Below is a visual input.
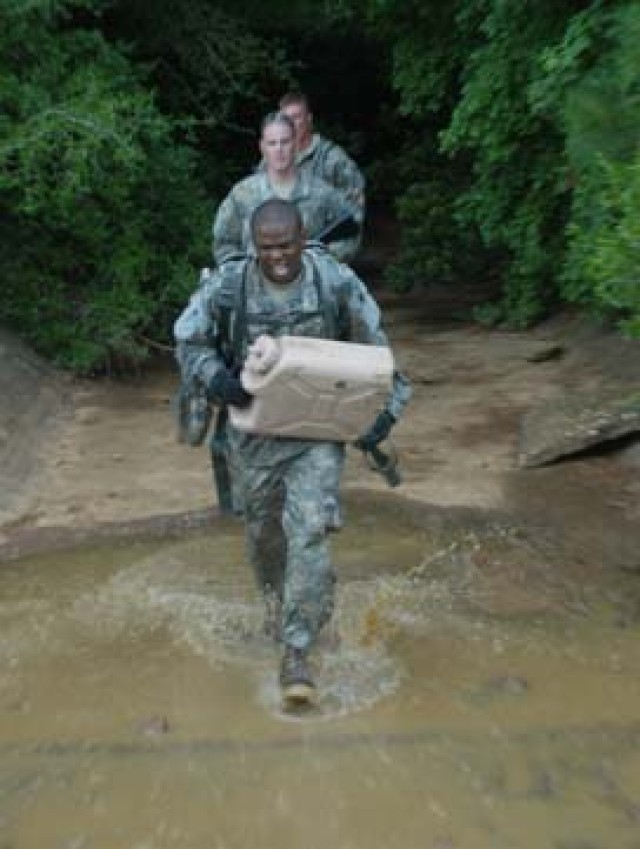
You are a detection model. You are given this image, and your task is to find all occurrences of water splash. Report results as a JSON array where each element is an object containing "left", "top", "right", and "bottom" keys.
[{"left": 258, "top": 645, "right": 404, "bottom": 722}]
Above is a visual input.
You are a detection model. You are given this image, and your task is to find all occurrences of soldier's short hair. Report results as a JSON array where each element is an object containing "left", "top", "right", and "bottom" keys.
[
  {"left": 251, "top": 198, "right": 302, "bottom": 238},
  {"left": 260, "top": 110, "right": 295, "bottom": 138},
  {"left": 279, "top": 91, "right": 311, "bottom": 112}
]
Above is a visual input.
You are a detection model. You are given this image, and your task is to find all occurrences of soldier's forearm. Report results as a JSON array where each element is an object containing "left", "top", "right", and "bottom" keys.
[{"left": 176, "top": 343, "right": 224, "bottom": 387}]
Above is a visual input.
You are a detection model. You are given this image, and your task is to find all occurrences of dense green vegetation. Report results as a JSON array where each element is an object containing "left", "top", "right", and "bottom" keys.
[
  {"left": 364, "top": 0, "right": 640, "bottom": 331},
  {"left": 1, "top": 0, "right": 638, "bottom": 372}
]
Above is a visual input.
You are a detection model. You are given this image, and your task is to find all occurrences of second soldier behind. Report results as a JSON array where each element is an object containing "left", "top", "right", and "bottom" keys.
[{"left": 213, "top": 112, "right": 360, "bottom": 266}]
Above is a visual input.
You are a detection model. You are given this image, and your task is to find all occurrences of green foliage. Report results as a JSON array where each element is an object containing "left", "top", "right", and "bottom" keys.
[
  {"left": 436, "top": 0, "right": 580, "bottom": 326},
  {"left": 387, "top": 180, "right": 458, "bottom": 290},
  {"left": 588, "top": 160, "right": 640, "bottom": 336},
  {"left": 107, "top": 0, "right": 296, "bottom": 192},
  {"left": 385, "top": 172, "right": 489, "bottom": 293},
  {"left": 3, "top": 0, "right": 638, "bottom": 370},
  {"left": 558, "top": 3, "right": 640, "bottom": 336},
  {"left": 356, "top": 0, "right": 570, "bottom": 322},
  {"left": 0, "top": 0, "right": 209, "bottom": 373},
  {"left": 564, "top": 155, "right": 640, "bottom": 336},
  {"left": 356, "top": 0, "right": 640, "bottom": 334}
]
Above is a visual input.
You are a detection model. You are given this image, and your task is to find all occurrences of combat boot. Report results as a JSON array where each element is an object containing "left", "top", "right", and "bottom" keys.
[{"left": 279, "top": 646, "right": 315, "bottom": 705}]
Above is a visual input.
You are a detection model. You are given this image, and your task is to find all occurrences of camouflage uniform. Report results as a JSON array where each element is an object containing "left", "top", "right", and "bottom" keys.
[
  {"left": 212, "top": 171, "right": 358, "bottom": 265},
  {"left": 174, "top": 247, "right": 411, "bottom": 651},
  {"left": 295, "top": 133, "right": 365, "bottom": 261},
  {"left": 297, "top": 133, "right": 365, "bottom": 209}
]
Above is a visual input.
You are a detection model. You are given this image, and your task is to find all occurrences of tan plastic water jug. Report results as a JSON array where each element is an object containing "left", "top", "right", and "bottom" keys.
[{"left": 228, "top": 335, "right": 393, "bottom": 441}]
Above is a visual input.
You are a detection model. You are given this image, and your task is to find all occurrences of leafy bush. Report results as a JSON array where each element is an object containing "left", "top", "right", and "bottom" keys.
[
  {"left": 359, "top": 0, "right": 639, "bottom": 334},
  {"left": 385, "top": 176, "right": 488, "bottom": 292},
  {"left": 0, "top": 0, "right": 209, "bottom": 373},
  {"left": 559, "top": 3, "right": 640, "bottom": 337},
  {"left": 107, "top": 0, "right": 296, "bottom": 193},
  {"left": 564, "top": 156, "right": 640, "bottom": 336}
]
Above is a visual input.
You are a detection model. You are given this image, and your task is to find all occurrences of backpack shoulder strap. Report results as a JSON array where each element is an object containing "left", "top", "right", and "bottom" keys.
[
  {"left": 213, "top": 260, "right": 248, "bottom": 364},
  {"left": 307, "top": 251, "right": 350, "bottom": 341}
]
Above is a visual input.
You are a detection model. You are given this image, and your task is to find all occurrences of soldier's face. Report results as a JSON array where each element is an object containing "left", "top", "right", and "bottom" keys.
[
  {"left": 281, "top": 101, "right": 313, "bottom": 150},
  {"left": 255, "top": 219, "right": 304, "bottom": 285},
  {"left": 260, "top": 123, "right": 295, "bottom": 174}
]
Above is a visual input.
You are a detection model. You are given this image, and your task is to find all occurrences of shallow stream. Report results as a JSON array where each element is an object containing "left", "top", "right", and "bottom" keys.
[{"left": 1, "top": 498, "right": 640, "bottom": 848}]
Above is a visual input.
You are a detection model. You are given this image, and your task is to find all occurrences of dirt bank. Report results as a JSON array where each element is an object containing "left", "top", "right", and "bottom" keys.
[{"left": 1, "top": 299, "right": 639, "bottom": 568}]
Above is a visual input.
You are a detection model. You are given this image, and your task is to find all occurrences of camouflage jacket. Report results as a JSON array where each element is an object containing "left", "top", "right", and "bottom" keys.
[
  {"left": 212, "top": 171, "right": 358, "bottom": 265},
  {"left": 296, "top": 133, "right": 365, "bottom": 214},
  {"left": 174, "top": 247, "right": 411, "bottom": 464}
]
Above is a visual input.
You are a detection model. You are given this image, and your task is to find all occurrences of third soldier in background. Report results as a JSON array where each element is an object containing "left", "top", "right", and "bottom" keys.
[{"left": 279, "top": 90, "right": 365, "bottom": 261}]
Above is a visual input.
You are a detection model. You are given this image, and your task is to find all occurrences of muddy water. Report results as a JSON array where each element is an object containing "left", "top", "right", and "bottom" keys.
[{"left": 1, "top": 500, "right": 640, "bottom": 849}]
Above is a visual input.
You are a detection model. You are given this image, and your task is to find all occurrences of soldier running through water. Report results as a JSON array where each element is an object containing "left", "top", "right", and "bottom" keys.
[{"left": 175, "top": 199, "right": 410, "bottom": 706}]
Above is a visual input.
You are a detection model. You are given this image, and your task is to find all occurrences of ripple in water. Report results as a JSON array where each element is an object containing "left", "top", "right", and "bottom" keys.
[
  {"left": 71, "top": 548, "right": 269, "bottom": 666},
  {"left": 66, "top": 540, "right": 515, "bottom": 720}
]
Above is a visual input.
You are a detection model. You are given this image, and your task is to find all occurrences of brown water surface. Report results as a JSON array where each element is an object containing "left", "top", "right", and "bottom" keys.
[{"left": 1, "top": 504, "right": 640, "bottom": 848}]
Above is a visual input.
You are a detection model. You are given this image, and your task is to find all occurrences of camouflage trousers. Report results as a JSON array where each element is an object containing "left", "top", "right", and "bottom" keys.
[{"left": 236, "top": 441, "right": 345, "bottom": 650}]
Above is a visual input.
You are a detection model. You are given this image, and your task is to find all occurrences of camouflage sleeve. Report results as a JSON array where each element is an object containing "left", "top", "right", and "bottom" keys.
[
  {"left": 325, "top": 144, "right": 366, "bottom": 212},
  {"left": 321, "top": 181, "right": 363, "bottom": 265},
  {"left": 173, "top": 270, "right": 226, "bottom": 387},
  {"left": 335, "top": 266, "right": 411, "bottom": 421},
  {"left": 328, "top": 237, "right": 360, "bottom": 265},
  {"left": 212, "top": 190, "right": 245, "bottom": 265}
]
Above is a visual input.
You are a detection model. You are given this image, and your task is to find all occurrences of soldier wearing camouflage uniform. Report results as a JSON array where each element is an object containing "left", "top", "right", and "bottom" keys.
[
  {"left": 279, "top": 91, "right": 365, "bottom": 260},
  {"left": 213, "top": 112, "right": 359, "bottom": 266},
  {"left": 175, "top": 199, "right": 410, "bottom": 706}
]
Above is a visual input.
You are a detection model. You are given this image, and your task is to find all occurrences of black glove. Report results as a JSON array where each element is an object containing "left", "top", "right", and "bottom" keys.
[
  {"left": 206, "top": 367, "right": 253, "bottom": 408},
  {"left": 354, "top": 410, "right": 396, "bottom": 451}
]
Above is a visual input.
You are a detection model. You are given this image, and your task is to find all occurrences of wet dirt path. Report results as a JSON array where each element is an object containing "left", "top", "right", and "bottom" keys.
[{"left": 2, "top": 306, "right": 639, "bottom": 550}]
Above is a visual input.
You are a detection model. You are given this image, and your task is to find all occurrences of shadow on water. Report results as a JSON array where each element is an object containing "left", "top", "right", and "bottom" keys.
[{"left": 1, "top": 492, "right": 640, "bottom": 848}]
